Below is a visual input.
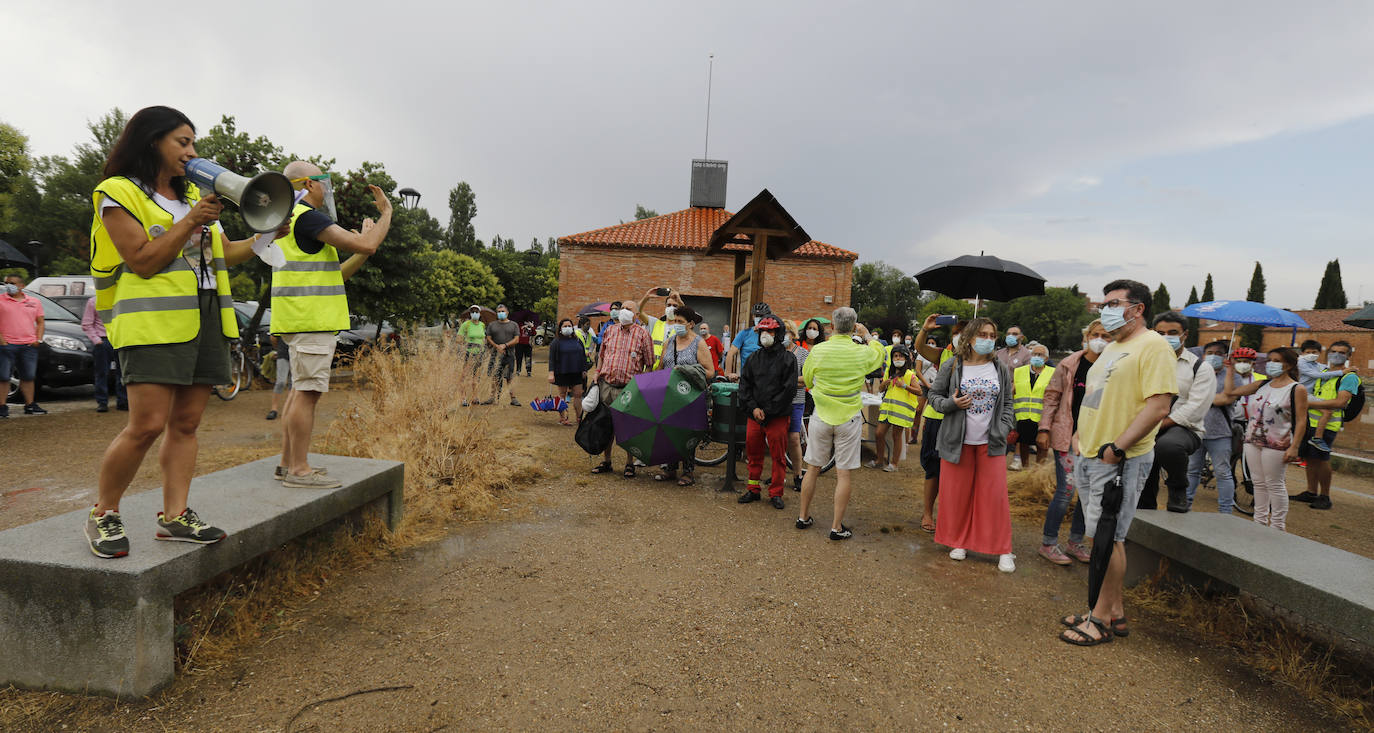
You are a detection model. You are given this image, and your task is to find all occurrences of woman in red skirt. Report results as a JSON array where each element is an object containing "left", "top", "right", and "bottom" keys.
[{"left": 926, "top": 317, "right": 1017, "bottom": 572}]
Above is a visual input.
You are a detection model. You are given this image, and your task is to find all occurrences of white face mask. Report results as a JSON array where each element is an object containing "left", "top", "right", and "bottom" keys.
[
  {"left": 758, "top": 332, "right": 775, "bottom": 347},
  {"left": 952, "top": 334, "right": 961, "bottom": 349},
  {"left": 618, "top": 309, "right": 633, "bottom": 325},
  {"left": 1299, "top": 353, "right": 1319, "bottom": 363},
  {"left": 892, "top": 359, "right": 906, "bottom": 368},
  {"left": 806, "top": 328, "right": 819, "bottom": 340},
  {"left": 561, "top": 326, "right": 574, "bottom": 336},
  {"left": 752, "top": 316, "right": 762, "bottom": 327},
  {"left": 1086, "top": 338, "right": 1108, "bottom": 354},
  {"left": 469, "top": 312, "right": 480, "bottom": 321},
  {"left": 1234, "top": 362, "right": 1253, "bottom": 375}
]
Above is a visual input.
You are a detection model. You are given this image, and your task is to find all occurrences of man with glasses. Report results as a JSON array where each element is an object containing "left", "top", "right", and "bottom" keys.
[
  {"left": 271, "top": 161, "right": 390, "bottom": 488},
  {"left": 1058, "top": 280, "right": 1175, "bottom": 646}
]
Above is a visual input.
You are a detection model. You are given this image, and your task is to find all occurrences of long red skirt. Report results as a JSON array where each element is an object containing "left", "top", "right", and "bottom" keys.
[{"left": 934, "top": 444, "right": 1012, "bottom": 555}]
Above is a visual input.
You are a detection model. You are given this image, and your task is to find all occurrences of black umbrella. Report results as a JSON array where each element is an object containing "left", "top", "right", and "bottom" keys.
[
  {"left": 1087, "top": 462, "right": 1126, "bottom": 610},
  {"left": 913, "top": 253, "right": 1046, "bottom": 315},
  {"left": 0, "top": 239, "right": 35, "bottom": 269},
  {"left": 1343, "top": 304, "right": 1374, "bottom": 330}
]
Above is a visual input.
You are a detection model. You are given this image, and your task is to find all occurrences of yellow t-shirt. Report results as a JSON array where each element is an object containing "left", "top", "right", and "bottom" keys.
[
  {"left": 1077, "top": 330, "right": 1178, "bottom": 459},
  {"left": 921, "top": 349, "right": 954, "bottom": 420}
]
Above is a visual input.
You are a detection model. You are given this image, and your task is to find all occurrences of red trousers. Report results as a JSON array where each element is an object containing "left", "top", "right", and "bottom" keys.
[
  {"left": 746, "top": 416, "right": 789, "bottom": 498},
  {"left": 934, "top": 444, "right": 1012, "bottom": 555}
]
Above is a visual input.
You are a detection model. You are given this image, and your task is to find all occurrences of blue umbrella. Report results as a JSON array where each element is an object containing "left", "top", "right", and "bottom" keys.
[{"left": 1180, "top": 300, "right": 1308, "bottom": 328}]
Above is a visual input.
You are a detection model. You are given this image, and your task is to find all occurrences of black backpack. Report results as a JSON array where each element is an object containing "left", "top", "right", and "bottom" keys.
[
  {"left": 574, "top": 403, "right": 616, "bottom": 455},
  {"left": 1344, "top": 380, "right": 1366, "bottom": 422}
]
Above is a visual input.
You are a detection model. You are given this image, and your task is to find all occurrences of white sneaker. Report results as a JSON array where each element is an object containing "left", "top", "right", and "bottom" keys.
[
  {"left": 882, "top": 464, "right": 897, "bottom": 472},
  {"left": 864, "top": 460, "right": 878, "bottom": 469},
  {"left": 998, "top": 554, "right": 1016, "bottom": 573},
  {"left": 1009, "top": 455, "right": 1023, "bottom": 471},
  {"left": 949, "top": 548, "right": 966, "bottom": 561}
]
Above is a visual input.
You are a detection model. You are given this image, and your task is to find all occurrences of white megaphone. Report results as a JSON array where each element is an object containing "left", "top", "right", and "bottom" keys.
[{"left": 184, "top": 158, "right": 295, "bottom": 233}]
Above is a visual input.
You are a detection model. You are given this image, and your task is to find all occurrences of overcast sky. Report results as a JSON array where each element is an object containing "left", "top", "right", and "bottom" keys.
[{"left": 4, "top": 1, "right": 1373, "bottom": 309}]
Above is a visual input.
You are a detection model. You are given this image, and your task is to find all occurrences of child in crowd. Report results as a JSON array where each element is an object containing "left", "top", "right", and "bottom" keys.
[
  {"left": 868, "top": 345, "right": 922, "bottom": 472},
  {"left": 1298, "top": 340, "right": 1353, "bottom": 452}
]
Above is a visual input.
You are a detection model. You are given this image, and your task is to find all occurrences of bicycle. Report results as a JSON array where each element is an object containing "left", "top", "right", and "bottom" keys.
[
  {"left": 1196, "top": 423, "right": 1255, "bottom": 516},
  {"left": 211, "top": 338, "right": 257, "bottom": 401}
]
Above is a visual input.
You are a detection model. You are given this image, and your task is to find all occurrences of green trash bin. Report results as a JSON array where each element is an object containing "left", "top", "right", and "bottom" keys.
[{"left": 709, "top": 382, "right": 748, "bottom": 444}]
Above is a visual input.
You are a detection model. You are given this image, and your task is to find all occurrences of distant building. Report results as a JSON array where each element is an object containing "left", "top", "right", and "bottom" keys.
[
  {"left": 1196, "top": 309, "right": 1373, "bottom": 368},
  {"left": 556, "top": 164, "right": 857, "bottom": 332}
]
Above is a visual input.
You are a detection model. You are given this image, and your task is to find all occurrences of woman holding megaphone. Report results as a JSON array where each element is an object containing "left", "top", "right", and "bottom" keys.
[{"left": 84, "top": 105, "right": 284, "bottom": 559}]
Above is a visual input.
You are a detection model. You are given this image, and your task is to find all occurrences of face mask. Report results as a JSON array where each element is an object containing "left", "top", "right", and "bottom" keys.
[
  {"left": 497, "top": 312, "right": 508, "bottom": 321},
  {"left": 973, "top": 337, "right": 995, "bottom": 355},
  {"left": 668, "top": 324, "right": 685, "bottom": 338},
  {"left": 1234, "top": 362, "right": 1253, "bottom": 375},
  {"left": 1299, "top": 353, "right": 1318, "bottom": 362},
  {"left": 1162, "top": 335, "right": 1181, "bottom": 351},
  {"left": 1329, "top": 353, "right": 1349, "bottom": 366},
  {"left": 1265, "top": 362, "right": 1284, "bottom": 377},
  {"left": 1086, "top": 338, "right": 1108, "bottom": 354},
  {"left": 952, "top": 334, "right": 961, "bottom": 349},
  {"left": 609, "top": 308, "right": 620, "bottom": 320},
  {"left": 1030, "top": 356, "right": 1046, "bottom": 368},
  {"left": 752, "top": 316, "right": 762, "bottom": 327},
  {"left": 1005, "top": 335, "right": 1019, "bottom": 347},
  {"left": 806, "top": 328, "right": 819, "bottom": 340},
  {"left": 892, "top": 359, "right": 906, "bottom": 368},
  {"left": 1205, "top": 354, "right": 1223, "bottom": 370},
  {"left": 904, "top": 339, "right": 912, "bottom": 346},
  {"left": 664, "top": 306, "right": 675, "bottom": 319},
  {"left": 758, "top": 332, "right": 775, "bottom": 347},
  {"left": 561, "top": 326, "right": 573, "bottom": 337},
  {"left": 1099, "top": 305, "right": 1129, "bottom": 332},
  {"left": 783, "top": 335, "right": 793, "bottom": 347},
  {"left": 3, "top": 284, "right": 18, "bottom": 296},
  {"left": 618, "top": 309, "right": 633, "bottom": 325},
  {"left": 699, "top": 329, "right": 708, "bottom": 336},
  {"left": 469, "top": 312, "right": 480, "bottom": 321}
]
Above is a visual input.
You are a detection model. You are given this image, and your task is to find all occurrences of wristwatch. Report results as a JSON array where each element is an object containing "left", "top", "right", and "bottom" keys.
[{"left": 1098, "top": 442, "right": 1125, "bottom": 460}]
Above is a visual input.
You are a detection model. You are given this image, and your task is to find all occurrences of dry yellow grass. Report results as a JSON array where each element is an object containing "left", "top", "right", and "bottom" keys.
[{"left": 1007, "top": 456, "right": 1058, "bottom": 521}]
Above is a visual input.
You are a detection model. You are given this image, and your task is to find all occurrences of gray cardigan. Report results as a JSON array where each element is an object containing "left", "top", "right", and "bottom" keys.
[{"left": 927, "top": 355, "right": 1016, "bottom": 464}]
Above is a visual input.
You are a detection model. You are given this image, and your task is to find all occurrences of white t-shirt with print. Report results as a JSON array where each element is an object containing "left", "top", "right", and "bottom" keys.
[{"left": 959, "top": 361, "right": 1000, "bottom": 446}]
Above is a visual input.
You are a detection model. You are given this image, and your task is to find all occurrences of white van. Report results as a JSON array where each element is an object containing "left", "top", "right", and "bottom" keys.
[{"left": 26, "top": 276, "right": 95, "bottom": 297}]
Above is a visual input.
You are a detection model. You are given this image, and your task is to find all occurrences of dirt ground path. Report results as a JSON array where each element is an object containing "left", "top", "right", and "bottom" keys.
[{"left": 1, "top": 368, "right": 1368, "bottom": 730}]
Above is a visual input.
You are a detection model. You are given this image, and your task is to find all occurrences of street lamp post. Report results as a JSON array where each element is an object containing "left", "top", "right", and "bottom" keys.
[
  {"left": 398, "top": 187, "right": 421, "bottom": 210},
  {"left": 25, "top": 241, "right": 42, "bottom": 276}
]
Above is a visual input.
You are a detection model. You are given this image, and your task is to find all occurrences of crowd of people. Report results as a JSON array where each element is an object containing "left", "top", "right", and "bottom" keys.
[{"left": 543, "top": 278, "right": 1362, "bottom": 647}]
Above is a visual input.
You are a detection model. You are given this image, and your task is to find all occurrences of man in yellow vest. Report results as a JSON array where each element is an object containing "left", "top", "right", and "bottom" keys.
[
  {"left": 635, "top": 285, "right": 684, "bottom": 366},
  {"left": 272, "top": 161, "right": 392, "bottom": 488},
  {"left": 1010, "top": 343, "right": 1054, "bottom": 471}
]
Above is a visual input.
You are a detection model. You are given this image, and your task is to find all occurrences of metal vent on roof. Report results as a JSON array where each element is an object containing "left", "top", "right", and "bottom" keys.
[{"left": 689, "top": 159, "right": 727, "bottom": 208}]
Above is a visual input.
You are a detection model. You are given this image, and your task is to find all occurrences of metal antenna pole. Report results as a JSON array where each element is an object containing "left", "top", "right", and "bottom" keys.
[{"left": 704, "top": 54, "right": 714, "bottom": 159}]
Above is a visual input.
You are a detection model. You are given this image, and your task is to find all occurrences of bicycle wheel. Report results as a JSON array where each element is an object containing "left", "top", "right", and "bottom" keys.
[
  {"left": 694, "top": 437, "right": 730, "bottom": 467},
  {"left": 213, "top": 343, "right": 248, "bottom": 401},
  {"left": 1232, "top": 453, "right": 1255, "bottom": 516}
]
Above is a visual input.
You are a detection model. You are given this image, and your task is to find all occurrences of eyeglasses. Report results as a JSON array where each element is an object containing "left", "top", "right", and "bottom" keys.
[{"left": 1095, "top": 299, "right": 1140, "bottom": 311}]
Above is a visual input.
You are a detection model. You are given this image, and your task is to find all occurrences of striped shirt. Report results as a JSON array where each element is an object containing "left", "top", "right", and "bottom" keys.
[
  {"left": 802, "top": 335, "right": 886, "bottom": 426},
  {"left": 597, "top": 321, "right": 654, "bottom": 387},
  {"left": 790, "top": 344, "right": 810, "bottom": 405}
]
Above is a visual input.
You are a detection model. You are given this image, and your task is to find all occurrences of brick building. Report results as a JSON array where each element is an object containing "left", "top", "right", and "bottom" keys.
[{"left": 557, "top": 204, "right": 857, "bottom": 333}]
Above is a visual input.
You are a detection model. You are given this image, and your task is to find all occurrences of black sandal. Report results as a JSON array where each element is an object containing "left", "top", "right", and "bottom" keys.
[
  {"left": 623, "top": 464, "right": 636, "bottom": 479},
  {"left": 654, "top": 469, "right": 677, "bottom": 482},
  {"left": 1061, "top": 613, "right": 1129, "bottom": 637},
  {"left": 590, "top": 461, "right": 613, "bottom": 474},
  {"left": 1058, "top": 615, "right": 1113, "bottom": 646},
  {"left": 677, "top": 473, "right": 695, "bottom": 486}
]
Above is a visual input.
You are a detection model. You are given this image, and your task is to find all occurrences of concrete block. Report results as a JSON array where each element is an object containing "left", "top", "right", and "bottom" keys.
[
  {"left": 1125, "top": 509, "right": 1374, "bottom": 649},
  {"left": 0, "top": 453, "right": 402, "bottom": 698}
]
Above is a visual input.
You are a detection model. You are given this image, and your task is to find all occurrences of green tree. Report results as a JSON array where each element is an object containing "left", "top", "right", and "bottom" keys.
[
  {"left": 480, "top": 246, "right": 549, "bottom": 310},
  {"left": 445, "top": 182, "right": 478, "bottom": 255},
  {"left": 1184, "top": 286, "right": 1201, "bottom": 347},
  {"left": 983, "top": 287, "right": 1097, "bottom": 352},
  {"left": 531, "top": 258, "right": 560, "bottom": 321},
  {"left": 1149, "top": 283, "right": 1172, "bottom": 320},
  {"left": 913, "top": 295, "right": 975, "bottom": 345},
  {"left": 421, "top": 249, "right": 504, "bottom": 323},
  {"left": 1313, "top": 259, "right": 1348, "bottom": 309},
  {"left": 634, "top": 204, "right": 659, "bottom": 220},
  {"left": 1241, "top": 262, "right": 1266, "bottom": 347},
  {"left": 0, "top": 121, "right": 31, "bottom": 234},
  {"left": 1201, "top": 273, "right": 1214, "bottom": 303},
  {"left": 850, "top": 262, "right": 924, "bottom": 334}
]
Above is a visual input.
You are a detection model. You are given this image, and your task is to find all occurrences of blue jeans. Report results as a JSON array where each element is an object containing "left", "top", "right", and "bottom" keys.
[
  {"left": 1041, "top": 451, "right": 1086, "bottom": 546},
  {"left": 1185, "top": 436, "right": 1235, "bottom": 514},
  {"left": 0, "top": 342, "right": 38, "bottom": 383},
  {"left": 92, "top": 340, "right": 127, "bottom": 407}
]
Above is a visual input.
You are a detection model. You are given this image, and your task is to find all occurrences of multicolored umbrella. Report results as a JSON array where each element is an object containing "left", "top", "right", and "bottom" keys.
[
  {"left": 609, "top": 369, "right": 709, "bottom": 465},
  {"left": 578, "top": 301, "right": 612, "bottom": 317}
]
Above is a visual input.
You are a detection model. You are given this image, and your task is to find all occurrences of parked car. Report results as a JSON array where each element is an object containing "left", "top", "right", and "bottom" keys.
[
  {"left": 334, "top": 315, "right": 400, "bottom": 363},
  {"left": 47, "top": 293, "right": 93, "bottom": 318},
  {"left": 7, "top": 291, "right": 100, "bottom": 402},
  {"left": 533, "top": 323, "right": 555, "bottom": 346},
  {"left": 26, "top": 276, "right": 95, "bottom": 298}
]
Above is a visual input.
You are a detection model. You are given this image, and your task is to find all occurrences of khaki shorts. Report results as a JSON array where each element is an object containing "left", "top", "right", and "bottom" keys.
[
  {"left": 598, "top": 380, "right": 625, "bottom": 408},
  {"left": 804, "top": 413, "right": 863, "bottom": 470},
  {"left": 283, "top": 331, "right": 336, "bottom": 392}
]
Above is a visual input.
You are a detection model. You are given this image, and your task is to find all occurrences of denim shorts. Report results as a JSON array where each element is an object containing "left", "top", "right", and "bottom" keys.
[
  {"left": 789, "top": 402, "right": 804, "bottom": 434},
  {"left": 1074, "top": 453, "right": 1153, "bottom": 542},
  {"left": 0, "top": 343, "right": 39, "bottom": 382}
]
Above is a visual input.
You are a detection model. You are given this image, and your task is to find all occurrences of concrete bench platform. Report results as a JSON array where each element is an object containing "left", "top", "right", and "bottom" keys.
[
  {"left": 1125, "top": 509, "right": 1374, "bottom": 649},
  {"left": 0, "top": 453, "right": 403, "bottom": 698}
]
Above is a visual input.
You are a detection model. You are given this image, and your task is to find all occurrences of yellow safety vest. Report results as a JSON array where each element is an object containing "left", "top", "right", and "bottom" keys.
[
  {"left": 921, "top": 349, "right": 954, "bottom": 420},
  {"left": 271, "top": 203, "right": 350, "bottom": 334},
  {"left": 650, "top": 318, "right": 666, "bottom": 360},
  {"left": 89, "top": 177, "right": 238, "bottom": 349},
  {"left": 879, "top": 371, "right": 920, "bottom": 428},
  {"left": 1013, "top": 364, "right": 1054, "bottom": 422},
  {"left": 576, "top": 329, "right": 593, "bottom": 360},
  {"left": 1309, "top": 375, "right": 1351, "bottom": 432}
]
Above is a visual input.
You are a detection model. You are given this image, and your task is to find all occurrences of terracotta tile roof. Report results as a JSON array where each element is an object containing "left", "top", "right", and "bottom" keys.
[
  {"left": 558, "top": 207, "right": 857, "bottom": 261},
  {"left": 1198, "top": 309, "right": 1364, "bottom": 333}
]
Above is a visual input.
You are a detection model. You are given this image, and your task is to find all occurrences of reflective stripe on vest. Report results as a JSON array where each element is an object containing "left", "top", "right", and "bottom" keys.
[
  {"left": 651, "top": 319, "right": 666, "bottom": 359},
  {"left": 1309, "top": 376, "right": 1346, "bottom": 432},
  {"left": 89, "top": 177, "right": 238, "bottom": 349},
  {"left": 270, "top": 202, "right": 351, "bottom": 335},
  {"left": 1013, "top": 364, "right": 1054, "bottom": 422}
]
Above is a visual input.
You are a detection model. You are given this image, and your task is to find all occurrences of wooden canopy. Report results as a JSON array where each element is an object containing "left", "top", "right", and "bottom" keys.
[{"left": 704, "top": 189, "right": 813, "bottom": 330}]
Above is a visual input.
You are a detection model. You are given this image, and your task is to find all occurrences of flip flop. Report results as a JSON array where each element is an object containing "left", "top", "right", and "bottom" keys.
[
  {"left": 1062, "top": 613, "right": 1129, "bottom": 637},
  {"left": 920, "top": 515, "right": 936, "bottom": 533},
  {"left": 590, "top": 461, "right": 613, "bottom": 474},
  {"left": 1059, "top": 616, "right": 1113, "bottom": 647}
]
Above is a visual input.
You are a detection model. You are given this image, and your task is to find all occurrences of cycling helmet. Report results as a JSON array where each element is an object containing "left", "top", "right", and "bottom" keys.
[
  {"left": 756, "top": 315, "right": 783, "bottom": 332},
  {"left": 1232, "top": 347, "right": 1257, "bottom": 360},
  {"left": 751, "top": 301, "right": 773, "bottom": 317}
]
